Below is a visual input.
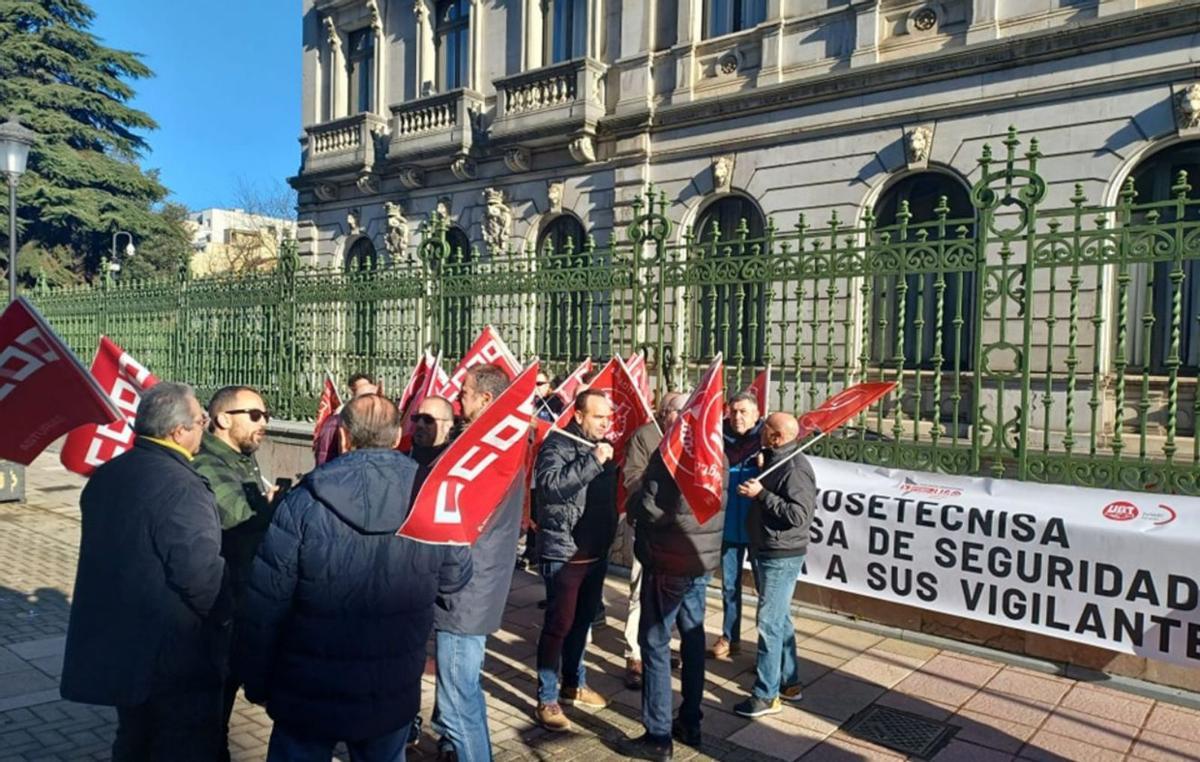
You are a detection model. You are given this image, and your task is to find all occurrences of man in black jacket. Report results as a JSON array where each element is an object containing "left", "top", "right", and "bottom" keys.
[
  {"left": 61, "top": 382, "right": 229, "bottom": 762},
  {"left": 532, "top": 388, "right": 617, "bottom": 732},
  {"left": 235, "top": 394, "right": 472, "bottom": 761},
  {"left": 433, "top": 364, "right": 524, "bottom": 762},
  {"left": 623, "top": 444, "right": 727, "bottom": 761},
  {"left": 732, "top": 412, "right": 816, "bottom": 719}
]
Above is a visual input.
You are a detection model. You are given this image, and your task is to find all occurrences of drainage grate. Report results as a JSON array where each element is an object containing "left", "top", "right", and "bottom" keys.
[{"left": 842, "top": 705, "right": 957, "bottom": 759}]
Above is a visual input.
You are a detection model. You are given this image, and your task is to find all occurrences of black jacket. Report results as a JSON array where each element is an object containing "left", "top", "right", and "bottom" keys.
[
  {"left": 534, "top": 422, "right": 618, "bottom": 562},
  {"left": 235, "top": 448, "right": 471, "bottom": 741},
  {"left": 61, "top": 439, "right": 229, "bottom": 706},
  {"left": 433, "top": 468, "right": 525, "bottom": 636},
  {"left": 627, "top": 450, "right": 727, "bottom": 577},
  {"left": 748, "top": 442, "right": 817, "bottom": 559}
]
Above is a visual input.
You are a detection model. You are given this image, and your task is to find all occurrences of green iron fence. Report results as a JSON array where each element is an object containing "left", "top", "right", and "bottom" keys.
[{"left": 31, "top": 129, "right": 1200, "bottom": 495}]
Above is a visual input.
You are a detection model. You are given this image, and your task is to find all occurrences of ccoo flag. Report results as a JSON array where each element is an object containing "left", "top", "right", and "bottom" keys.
[
  {"left": 0, "top": 299, "right": 122, "bottom": 465},
  {"left": 798, "top": 381, "right": 897, "bottom": 439},
  {"left": 439, "top": 326, "right": 522, "bottom": 401},
  {"left": 658, "top": 354, "right": 725, "bottom": 524},
  {"left": 312, "top": 371, "right": 342, "bottom": 447},
  {"left": 399, "top": 363, "right": 539, "bottom": 545},
  {"left": 60, "top": 337, "right": 159, "bottom": 476}
]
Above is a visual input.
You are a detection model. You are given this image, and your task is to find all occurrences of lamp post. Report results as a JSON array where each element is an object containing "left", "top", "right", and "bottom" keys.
[
  {"left": 0, "top": 117, "right": 37, "bottom": 304},
  {"left": 110, "top": 231, "right": 135, "bottom": 275}
]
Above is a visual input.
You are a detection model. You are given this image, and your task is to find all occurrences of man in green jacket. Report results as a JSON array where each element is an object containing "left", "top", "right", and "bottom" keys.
[{"left": 192, "top": 385, "right": 276, "bottom": 762}]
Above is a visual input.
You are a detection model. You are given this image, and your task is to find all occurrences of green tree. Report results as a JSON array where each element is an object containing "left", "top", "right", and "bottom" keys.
[{"left": 0, "top": 0, "right": 189, "bottom": 285}]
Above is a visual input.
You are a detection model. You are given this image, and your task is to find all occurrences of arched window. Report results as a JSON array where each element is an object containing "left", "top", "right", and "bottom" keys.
[
  {"left": 870, "top": 172, "right": 976, "bottom": 371},
  {"left": 436, "top": 0, "right": 470, "bottom": 91},
  {"left": 537, "top": 214, "right": 592, "bottom": 360},
  {"left": 1123, "top": 142, "right": 1200, "bottom": 375},
  {"left": 345, "top": 237, "right": 378, "bottom": 359},
  {"left": 544, "top": 0, "right": 588, "bottom": 63},
  {"left": 693, "top": 195, "right": 767, "bottom": 366},
  {"left": 703, "top": 0, "right": 765, "bottom": 39},
  {"left": 429, "top": 226, "right": 473, "bottom": 358}
]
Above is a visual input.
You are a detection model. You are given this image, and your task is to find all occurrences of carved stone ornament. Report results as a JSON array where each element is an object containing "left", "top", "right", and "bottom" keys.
[
  {"left": 367, "top": 0, "right": 382, "bottom": 29},
  {"left": 911, "top": 7, "right": 938, "bottom": 32},
  {"left": 314, "top": 183, "right": 339, "bottom": 202},
  {"left": 356, "top": 172, "right": 380, "bottom": 195},
  {"left": 482, "top": 187, "right": 513, "bottom": 253},
  {"left": 547, "top": 180, "right": 564, "bottom": 214},
  {"left": 347, "top": 208, "right": 362, "bottom": 236},
  {"left": 398, "top": 166, "right": 425, "bottom": 189},
  {"left": 711, "top": 155, "right": 733, "bottom": 193},
  {"left": 414, "top": 0, "right": 428, "bottom": 22},
  {"left": 905, "top": 125, "right": 934, "bottom": 168},
  {"left": 718, "top": 53, "right": 739, "bottom": 76},
  {"left": 1175, "top": 83, "right": 1200, "bottom": 134},
  {"left": 385, "top": 201, "right": 411, "bottom": 259},
  {"left": 323, "top": 17, "right": 340, "bottom": 50},
  {"left": 568, "top": 135, "right": 596, "bottom": 164},
  {"left": 450, "top": 153, "right": 477, "bottom": 181},
  {"left": 504, "top": 147, "right": 531, "bottom": 173},
  {"left": 435, "top": 196, "right": 451, "bottom": 219}
]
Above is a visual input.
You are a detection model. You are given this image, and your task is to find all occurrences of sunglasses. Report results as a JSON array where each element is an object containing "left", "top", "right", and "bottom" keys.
[
  {"left": 411, "top": 413, "right": 452, "bottom": 425},
  {"left": 226, "top": 408, "right": 271, "bottom": 423},
  {"left": 536, "top": 380, "right": 550, "bottom": 387}
]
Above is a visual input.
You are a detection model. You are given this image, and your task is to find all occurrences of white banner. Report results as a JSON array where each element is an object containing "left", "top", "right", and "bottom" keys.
[{"left": 804, "top": 457, "right": 1200, "bottom": 667}]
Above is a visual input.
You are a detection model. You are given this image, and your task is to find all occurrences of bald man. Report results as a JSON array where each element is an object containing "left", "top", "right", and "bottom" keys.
[{"left": 732, "top": 412, "right": 816, "bottom": 719}]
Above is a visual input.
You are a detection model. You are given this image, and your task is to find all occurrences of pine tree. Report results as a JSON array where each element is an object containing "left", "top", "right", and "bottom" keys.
[{"left": 0, "top": 0, "right": 190, "bottom": 285}]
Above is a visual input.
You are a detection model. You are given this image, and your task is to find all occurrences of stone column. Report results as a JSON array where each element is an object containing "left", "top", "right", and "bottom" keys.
[
  {"left": 850, "top": 0, "right": 878, "bottom": 68},
  {"left": 965, "top": 0, "right": 998, "bottom": 44},
  {"left": 524, "top": 0, "right": 544, "bottom": 70},
  {"left": 369, "top": 0, "right": 384, "bottom": 113},
  {"left": 588, "top": 0, "right": 604, "bottom": 60},
  {"left": 469, "top": 0, "right": 483, "bottom": 91},
  {"left": 672, "top": 0, "right": 702, "bottom": 103},
  {"left": 757, "top": 0, "right": 786, "bottom": 86},
  {"left": 324, "top": 16, "right": 345, "bottom": 119}
]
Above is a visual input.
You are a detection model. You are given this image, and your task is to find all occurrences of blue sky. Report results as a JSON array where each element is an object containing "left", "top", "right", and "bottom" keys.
[{"left": 90, "top": 0, "right": 298, "bottom": 212}]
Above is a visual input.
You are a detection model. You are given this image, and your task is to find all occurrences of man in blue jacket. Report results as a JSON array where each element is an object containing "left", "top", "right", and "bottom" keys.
[
  {"left": 235, "top": 394, "right": 472, "bottom": 761},
  {"left": 709, "top": 392, "right": 763, "bottom": 660},
  {"left": 61, "top": 382, "right": 229, "bottom": 761}
]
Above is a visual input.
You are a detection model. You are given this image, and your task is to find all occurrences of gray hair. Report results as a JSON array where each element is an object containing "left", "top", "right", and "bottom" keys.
[
  {"left": 134, "top": 382, "right": 198, "bottom": 438},
  {"left": 340, "top": 394, "right": 402, "bottom": 450}
]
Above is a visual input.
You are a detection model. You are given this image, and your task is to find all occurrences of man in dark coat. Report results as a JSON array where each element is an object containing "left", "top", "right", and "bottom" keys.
[
  {"left": 622, "top": 440, "right": 728, "bottom": 761},
  {"left": 61, "top": 382, "right": 229, "bottom": 762},
  {"left": 532, "top": 388, "right": 617, "bottom": 732},
  {"left": 733, "top": 412, "right": 816, "bottom": 719},
  {"left": 235, "top": 394, "right": 472, "bottom": 761},
  {"left": 432, "top": 364, "right": 524, "bottom": 762}
]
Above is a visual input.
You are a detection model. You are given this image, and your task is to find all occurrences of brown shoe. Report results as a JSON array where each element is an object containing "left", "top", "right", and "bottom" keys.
[
  {"left": 706, "top": 636, "right": 732, "bottom": 659},
  {"left": 561, "top": 685, "right": 608, "bottom": 709},
  {"left": 536, "top": 702, "right": 572, "bottom": 731},
  {"left": 624, "top": 658, "right": 643, "bottom": 690}
]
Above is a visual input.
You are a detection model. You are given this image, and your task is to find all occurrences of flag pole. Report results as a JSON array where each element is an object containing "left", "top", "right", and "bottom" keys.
[
  {"left": 546, "top": 425, "right": 598, "bottom": 449},
  {"left": 755, "top": 431, "right": 828, "bottom": 480}
]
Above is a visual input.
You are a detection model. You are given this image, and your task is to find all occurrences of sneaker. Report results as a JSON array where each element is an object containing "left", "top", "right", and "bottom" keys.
[
  {"left": 780, "top": 683, "right": 803, "bottom": 703},
  {"left": 671, "top": 719, "right": 701, "bottom": 747},
  {"left": 561, "top": 685, "right": 607, "bottom": 709},
  {"left": 625, "top": 658, "right": 644, "bottom": 690},
  {"left": 618, "top": 732, "right": 674, "bottom": 761},
  {"left": 734, "top": 696, "right": 783, "bottom": 718},
  {"left": 706, "top": 636, "right": 738, "bottom": 659},
  {"left": 535, "top": 702, "right": 572, "bottom": 731},
  {"left": 407, "top": 714, "right": 422, "bottom": 748}
]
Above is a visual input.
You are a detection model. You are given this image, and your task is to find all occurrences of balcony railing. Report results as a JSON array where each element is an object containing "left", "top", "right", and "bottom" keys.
[
  {"left": 388, "top": 89, "right": 484, "bottom": 162},
  {"left": 301, "top": 112, "right": 387, "bottom": 175},
  {"left": 491, "top": 58, "right": 607, "bottom": 145}
]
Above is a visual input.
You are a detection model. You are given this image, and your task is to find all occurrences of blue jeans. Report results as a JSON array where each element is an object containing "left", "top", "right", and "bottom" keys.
[
  {"left": 638, "top": 571, "right": 710, "bottom": 741},
  {"left": 720, "top": 543, "right": 757, "bottom": 644},
  {"left": 266, "top": 720, "right": 411, "bottom": 762},
  {"left": 751, "top": 555, "right": 805, "bottom": 700},
  {"left": 536, "top": 559, "right": 607, "bottom": 704},
  {"left": 433, "top": 631, "right": 492, "bottom": 762}
]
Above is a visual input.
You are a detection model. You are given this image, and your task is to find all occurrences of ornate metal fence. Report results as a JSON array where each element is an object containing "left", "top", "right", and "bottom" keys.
[{"left": 31, "top": 129, "right": 1200, "bottom": 494}]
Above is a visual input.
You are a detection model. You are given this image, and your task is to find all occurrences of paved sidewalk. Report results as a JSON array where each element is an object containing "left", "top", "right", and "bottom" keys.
[{"left": 2, "top": 452, "right": 1199, "bottom": 761}]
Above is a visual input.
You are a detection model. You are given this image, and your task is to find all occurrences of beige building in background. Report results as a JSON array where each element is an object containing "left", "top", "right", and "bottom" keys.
[{"left": 187, "top": 208, "right": 298, "bottom": 276}]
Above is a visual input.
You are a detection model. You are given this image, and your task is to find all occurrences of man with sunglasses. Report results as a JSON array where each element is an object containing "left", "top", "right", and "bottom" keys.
[
  {"left": 411, "top": 396, "right": 456, "bottom": 479},
  {"left": 192, "top": 385, "right": 278, "bottom": 761}
]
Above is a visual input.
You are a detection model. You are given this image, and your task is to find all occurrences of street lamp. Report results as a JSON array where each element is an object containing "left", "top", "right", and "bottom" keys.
[
  {"left": 110, "top": 231, "right": 135, "bottom": 275},
  {"left": 0, "top": 116, "right": 37, "bottom": 304}
]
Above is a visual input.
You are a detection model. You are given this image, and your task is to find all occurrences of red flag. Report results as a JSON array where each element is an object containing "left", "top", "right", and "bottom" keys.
[
  {"left": 440, "top": 326, "right": 521, "bottom": 401},
  {"left": 658, "top": 355, "right": 725, "bottom": 524},
  {"left": 553, "top": 356, "right": 593, "bottom": 406},
  {"left": 798, "top": 381, "right": 897, "bottom": 438},
  {"left": 626, "top": 350, "right": 652, "bottom": 408},
  {"left": 312, "top": 371, "right": 343, "bottom": 447},
  {"left": 60, "top": 337, "right": 160, "bottom": 476},
  {"left": 398, "top": 352, "right": 444, "bottom": 453},
  {"left": 746, "top": 366, "right": 771, "bottom": 415},
  {"left": 0, "top": 299, "right": 122, "bottom": 465},
  {"left": 399, "top": 363, "right": 539, "bottom": 545},
  {"left": 396, "top": 354, "right": 433, "bottom": 418}
]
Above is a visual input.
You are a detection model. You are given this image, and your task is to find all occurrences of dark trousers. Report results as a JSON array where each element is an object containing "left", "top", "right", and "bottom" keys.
[
  {"left": 639, "top": 570, "right": 710, "bottom": 740},
  {"left": 536, "top": 558, "right": 607, "bottom": 704},
  {"left": 266, "top": 720, "right": 411, "bottom": 762},
  {"left": 113, "top": 689, "right": 224, "bottom": 762}
]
